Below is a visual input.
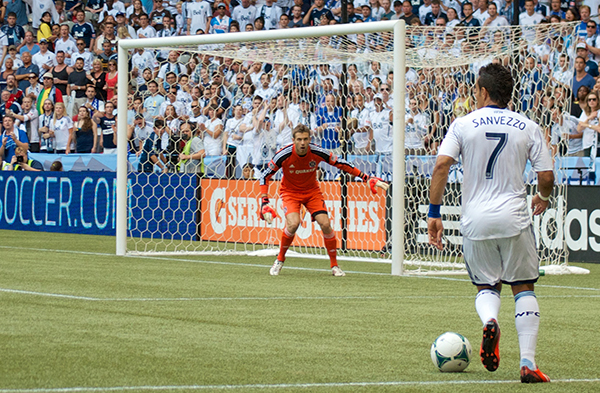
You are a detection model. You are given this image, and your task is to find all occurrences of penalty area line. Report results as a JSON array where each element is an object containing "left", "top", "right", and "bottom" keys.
[
  {"left": 1, "top": 245, "right": 598, "bottom": 291},
  {"left": 0, "top": 378, "right": 599, "bottom": 392},
  {"left": 2, "top": 288, "right": 598, "bottom": 302}
]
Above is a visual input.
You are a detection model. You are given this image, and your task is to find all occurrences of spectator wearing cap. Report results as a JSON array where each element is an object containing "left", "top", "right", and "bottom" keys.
[
  {"left": 16, "top": 53, "right": 40, "bottom": 92},
  {"left": 231, "top": 0, "right": 256, "bottom": 34},
  {"left": 35, "top": 72, "right": 64, "bottom": 114},
  {"left": 304, "top": 0, "right": 334, "bottom": 26},
  {"left": 29, "top": 0, "right": 60, "bottom": 31},
  {"left": 576, "top": 42, "right": 599, "bottom": 78},
  {"left": 2, "top": 13, "right": 25, "bottom": 48},
  {"left": 99, "top": 0, "right": 127, "bottom": 24},
  {"left": 3, "top": 45, "right": 23, "bottom": 72},
  {"left": 209, "top": 3, "right": 231, "bottom": 34},
  {"left": 360, "top": 4, "right": 376, "bottom": 22},
  {"left": 116, "top": 12, "right": 137, "bottom": 40},
  {"left": 256, "top": 0, "right": 283, "bottom": 30},
  {"left": 31, "top": 39, "right": 57, "bottom": 77}
]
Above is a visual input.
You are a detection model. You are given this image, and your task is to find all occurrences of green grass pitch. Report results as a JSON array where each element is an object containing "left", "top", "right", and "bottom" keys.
[{"left": 0, "top": 229, "right": 598, "bottom": 392}]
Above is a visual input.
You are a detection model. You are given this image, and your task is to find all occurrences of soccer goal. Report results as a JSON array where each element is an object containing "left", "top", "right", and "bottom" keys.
[{"left": 116, "top": 21, "right": 580, "bottom": 275}]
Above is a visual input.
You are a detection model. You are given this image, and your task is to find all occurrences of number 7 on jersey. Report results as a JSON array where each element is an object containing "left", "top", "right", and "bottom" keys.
[{"left": 485, "top": 132, "right": 507, "bottom": 179}]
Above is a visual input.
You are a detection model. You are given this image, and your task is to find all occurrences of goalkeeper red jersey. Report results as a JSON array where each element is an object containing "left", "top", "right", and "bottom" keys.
[{"left": 259, "top": 143, "right": 364, "bottom": 195}]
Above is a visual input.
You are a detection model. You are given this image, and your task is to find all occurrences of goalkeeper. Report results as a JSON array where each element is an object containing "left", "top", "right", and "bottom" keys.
[{"left": 259, "top": 124, "right": 385, "bottom": 277}]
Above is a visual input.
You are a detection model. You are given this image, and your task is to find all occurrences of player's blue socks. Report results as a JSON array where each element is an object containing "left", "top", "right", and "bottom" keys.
[
  {"left": 515, "top": 291, "right": 539, "bottom": 369},
  {"left": 475, "top": 288, "right": 501, "bottom": 326}
]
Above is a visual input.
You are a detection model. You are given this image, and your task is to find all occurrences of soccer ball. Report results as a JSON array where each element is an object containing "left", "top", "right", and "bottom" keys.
[{"left": 430, "top": 332, "right": 472, "bottom": 372}]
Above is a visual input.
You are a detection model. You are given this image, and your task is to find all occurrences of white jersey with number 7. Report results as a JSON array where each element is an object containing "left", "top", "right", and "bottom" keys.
[{"left": 437, "top": 106, "right": 553, "bottom": 241}]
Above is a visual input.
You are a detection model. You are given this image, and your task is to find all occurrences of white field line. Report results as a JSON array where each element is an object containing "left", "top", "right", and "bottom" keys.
[
  {"left": 0, "top": 245, "right": 598, "bottom": 292},
  {"left": 0, "top": 378, "right": 598, "bottom": 392},
  {"left": 0, "top": 287, "right": 599, "bottom": 302}
]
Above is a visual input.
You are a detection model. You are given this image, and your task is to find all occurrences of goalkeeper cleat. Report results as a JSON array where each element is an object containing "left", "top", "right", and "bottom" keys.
[
  {"left": 270, "top": 259, "right": 284, "bottom": 276},
  {"left": 480, "top": 318, "right": 501, "bottom": 372},
  {"left": 331, "top": 266, "right": 346, "bottom": 277},
  {"left": 520, "top": 366, "right": 550, "bottom": 383}
]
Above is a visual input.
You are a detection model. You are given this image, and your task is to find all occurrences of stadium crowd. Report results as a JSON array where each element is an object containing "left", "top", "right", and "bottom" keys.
[{"left": 0, "top": 0, "right": 598, "bottom": 178}]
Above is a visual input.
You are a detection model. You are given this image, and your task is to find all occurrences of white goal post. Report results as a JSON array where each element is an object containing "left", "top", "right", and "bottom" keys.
[{"left": 116, "top": 21, "right": 408, "bottom": 273}]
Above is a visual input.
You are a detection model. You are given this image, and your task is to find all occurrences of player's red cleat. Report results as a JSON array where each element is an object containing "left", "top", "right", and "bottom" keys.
[
  {"left": 520, "top": 366, "right": 550, "bottom": 383},
  {"left": 480, "top": 318, "right": 500, "bottom": 372}
]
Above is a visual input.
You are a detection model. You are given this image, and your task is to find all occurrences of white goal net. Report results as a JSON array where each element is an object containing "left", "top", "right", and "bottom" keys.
[{"left": 116, "top": 21, "right": 577, "bottom": 275}]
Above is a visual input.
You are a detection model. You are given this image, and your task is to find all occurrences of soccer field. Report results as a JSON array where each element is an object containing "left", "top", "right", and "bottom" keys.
[{"left": 0, "top": 229, "right": 598, "bottom": 392}]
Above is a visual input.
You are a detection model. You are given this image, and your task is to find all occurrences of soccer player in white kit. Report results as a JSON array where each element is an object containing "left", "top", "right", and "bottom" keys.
[{"left": 427, "top": 64, "right": 554, "bottom": 383}]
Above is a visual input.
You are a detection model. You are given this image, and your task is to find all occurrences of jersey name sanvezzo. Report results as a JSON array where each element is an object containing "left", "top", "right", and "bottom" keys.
[{"left": 438, "top": 106, "right": 553, "bottom": 240}]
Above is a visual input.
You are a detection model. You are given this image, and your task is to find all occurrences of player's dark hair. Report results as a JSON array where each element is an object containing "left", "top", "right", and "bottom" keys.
[{"left": 477, "top": 63, "right": 513, "bottom": 108}]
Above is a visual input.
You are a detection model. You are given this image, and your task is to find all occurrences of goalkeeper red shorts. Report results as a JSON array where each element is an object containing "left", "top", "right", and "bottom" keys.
[{"left": 281, "top": 188, "right": 327, "bottom": 221}]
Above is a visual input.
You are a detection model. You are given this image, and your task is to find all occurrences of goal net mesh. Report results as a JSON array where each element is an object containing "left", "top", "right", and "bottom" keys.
[{"left": 124, "top": 22, "right": 576, "bottom": 274}]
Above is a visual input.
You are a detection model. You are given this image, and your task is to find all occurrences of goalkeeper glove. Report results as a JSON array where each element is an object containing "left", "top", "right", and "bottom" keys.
[
  {"left": 368, "top": 177, "right": 389, "bottom": 195},
  {"left": 260, "top": 196, "right": 278, "bottom": 224}
]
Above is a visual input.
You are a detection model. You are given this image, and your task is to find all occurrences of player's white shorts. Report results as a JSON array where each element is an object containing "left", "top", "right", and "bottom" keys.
[{"left": 463, "top": 225, "right": 539, "bottom": 286}]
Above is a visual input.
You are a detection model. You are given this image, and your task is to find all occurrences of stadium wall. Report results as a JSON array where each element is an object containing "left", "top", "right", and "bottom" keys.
[{"left": 0, "top": 171, "right": 598, "bottom": 263}]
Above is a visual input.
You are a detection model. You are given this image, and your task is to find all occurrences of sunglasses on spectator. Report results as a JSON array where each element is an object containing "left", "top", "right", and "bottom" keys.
[
  {"left": 381, "top": 88, "right": 390, "bottom": 91},
  {"left": 588, "top": 97, "right": 597, "bottom": 102}
]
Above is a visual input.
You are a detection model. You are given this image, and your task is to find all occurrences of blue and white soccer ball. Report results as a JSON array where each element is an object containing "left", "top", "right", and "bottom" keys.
[{"left": 430, "top": 332, "right": 472, "bottom": 372}]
